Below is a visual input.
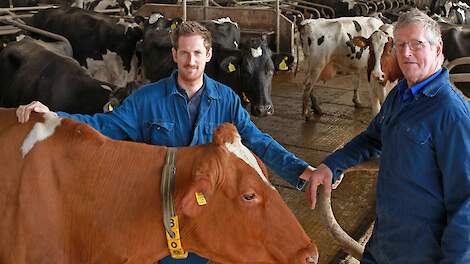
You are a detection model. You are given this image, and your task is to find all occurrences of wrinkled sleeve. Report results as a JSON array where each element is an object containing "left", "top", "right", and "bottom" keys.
[
  {"left": 230, "top": 93, "right": 308, "bottom": 188},
  {"left": 322, "top": 112, "right": 382, "bottom": 182},
  {"left": 438, "top": 116, "right": 470, "bottom": 263},
  {"left": 56, "top": 92, "right": 142, "bottom": 141}
]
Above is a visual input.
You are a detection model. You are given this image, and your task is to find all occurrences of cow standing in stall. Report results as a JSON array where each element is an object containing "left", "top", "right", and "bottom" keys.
[
  {"left": 298, "top": 17, "right": 383, "bottom": 119},
  {"left": 0, "top": 111, "right": 319, "bottom": 263},
  {"left": 352, "top": 24, "right": 403, "bottom": 112}
]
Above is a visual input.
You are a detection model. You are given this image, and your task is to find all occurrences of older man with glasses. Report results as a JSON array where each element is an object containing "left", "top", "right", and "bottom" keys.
[{"left": 303, "top": 8, "right": 470, "bottom": 263}]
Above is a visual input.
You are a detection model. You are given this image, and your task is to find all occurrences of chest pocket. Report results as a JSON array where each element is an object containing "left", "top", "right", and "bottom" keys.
[
  {"left": 399, "top": 124, "right": 431, "bottom": 145},
  {"left": 147, "top": 121, "right": 174, "bottom": 146},
  {"left": 203, "top": 122, "right": 218, "bottom": 143}
]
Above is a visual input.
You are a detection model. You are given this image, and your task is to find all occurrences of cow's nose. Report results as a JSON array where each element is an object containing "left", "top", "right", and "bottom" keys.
[
  {"left": 306, "top": 254, "right": 319, "bottom": 264},
  {"left": 373, "top": 72, "right": 385, "bottom": 81}
]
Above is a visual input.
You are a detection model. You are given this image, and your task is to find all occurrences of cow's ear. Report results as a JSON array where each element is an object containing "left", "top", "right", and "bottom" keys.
[
  {"left": 180, "top": 177, "right": 212, "bottom": 218},
  {"left": 272, "top": 53, "right": 294, "bottom": 71},
  {"left": 352, "top": 36, "right": 368, "bottom": 48},
  {"left": 220, "top": 56, "right": 241, "bottom": 73},
  {"left": 213, "top": 123, "right": 238, "bottom": 146}
]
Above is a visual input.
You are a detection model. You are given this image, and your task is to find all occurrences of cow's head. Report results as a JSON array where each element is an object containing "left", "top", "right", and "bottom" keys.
[
  {"left": 175, "top": 123, "right": 318, "bottom": 263},
  {"left": 353, "top": 25, "right": 402, "bottom": 85},
  {"left": 217, "top": 37, "right": 280, "bottom": 117}
]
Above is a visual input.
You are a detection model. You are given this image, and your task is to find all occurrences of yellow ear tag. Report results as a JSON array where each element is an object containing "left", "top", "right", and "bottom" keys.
[
  {"left": 228, "top": 62, "right": 236, "bottom": 72},
  {"left": 171, "top": 23, "right": 177, "bottom": 30},
  {"left": 139, "top": 22, "right": 145, "bottom": 30},
  {"left": 279, "top": 56, "right": 289, "bottom": 71},
  {"left": 195, "top": 192, "right": 207, "bottom": 206},
  {"left": 108, "top": 104, "right": 114, "bottom": 112}
]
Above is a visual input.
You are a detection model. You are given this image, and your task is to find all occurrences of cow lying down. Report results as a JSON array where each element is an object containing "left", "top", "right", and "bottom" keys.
[{"left": 0, "top": 108, "right": 318, "bottom": 264}]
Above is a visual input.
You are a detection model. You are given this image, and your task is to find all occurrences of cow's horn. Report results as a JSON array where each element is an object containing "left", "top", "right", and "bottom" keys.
[{"left": 317, "top": 185, "right": 364, "bottom": 260}]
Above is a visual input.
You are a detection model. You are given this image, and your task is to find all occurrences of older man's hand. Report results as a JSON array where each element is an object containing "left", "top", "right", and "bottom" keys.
[
  {"left": 16, "top": 101, "right": 52, "bottom": 123},
  {"left": 300, "top": 164, "right": 334, "bottom": 209}
]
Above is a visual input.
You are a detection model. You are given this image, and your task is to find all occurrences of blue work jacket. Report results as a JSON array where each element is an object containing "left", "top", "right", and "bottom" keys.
[
  {"left": 57, "top": 71, "right": 308, "bottom": 263},
  {"left": 323, "top": 68, "right": 470, "bottom": 263}
]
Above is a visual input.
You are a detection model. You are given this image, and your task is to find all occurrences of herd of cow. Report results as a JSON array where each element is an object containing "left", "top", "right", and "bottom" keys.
[
  {"left": 0, "top": 0, "right": 469, "bottom": 263},
  {"left": 0, "top": 7, "right": 295, "bottom": 117}
]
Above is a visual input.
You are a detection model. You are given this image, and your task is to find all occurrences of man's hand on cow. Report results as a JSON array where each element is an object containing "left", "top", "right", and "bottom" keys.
[
  {"left": 16, "top": 101, "right": 52, "bottom": 123},
  {"left": 300, "top": 164, "right": 334, "bottom": 209}
]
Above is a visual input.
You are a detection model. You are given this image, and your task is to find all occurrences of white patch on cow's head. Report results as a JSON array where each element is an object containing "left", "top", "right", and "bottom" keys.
[
  {"left": 224, "top": 135, "right": 273, "bottom": 189},
  {"left": 212, "top": 17, "right": 238, "bottom": 28},
  {"left": 21, "top": 113, "right": 61, "bottom": 158},
  {"left": 251, "top": 47, "right": 263, "bottom": 58},
  {"left": 124, "top": 0, "right": 131, "bottom": 12},
  {"left": 370, "top": 29, "right": 390, "bottom": 81},
  {"left": 234, "top": 41, "right": 238, "bottom": 48},
  {"left": 149, "top": 13, "right": 164, "bottom": 25}
]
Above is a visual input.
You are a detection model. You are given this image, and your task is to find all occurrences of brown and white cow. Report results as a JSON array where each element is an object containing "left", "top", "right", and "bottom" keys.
[
  {"left": 298, "top": 17, "right": 383, "bottom": 119},
  {"left": 0, "top": 108, "right": 318, "bottom": 264},
  {"left": 352, "top": 24, "right": 403, "bottom": 114}
]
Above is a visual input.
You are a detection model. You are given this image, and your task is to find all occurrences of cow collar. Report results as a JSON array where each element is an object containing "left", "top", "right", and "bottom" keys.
[{"left": 161, "top": 147, "right": 188, "bottom": 259}]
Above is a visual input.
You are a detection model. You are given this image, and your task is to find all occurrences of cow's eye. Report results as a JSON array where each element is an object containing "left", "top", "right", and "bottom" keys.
[{"left": 242, "top": 193, "right": 257, "bottom": 201}]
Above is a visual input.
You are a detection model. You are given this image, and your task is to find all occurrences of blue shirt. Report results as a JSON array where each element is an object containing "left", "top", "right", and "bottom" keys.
[
  {"left": 176, "top": 83, "right": 204, "bottom": 129},
  {"left": 323, "top": 68, "right": 470, "bottom": 263},
  {"left": 398, "top": 68, "right": 442, "bottom": 103}
]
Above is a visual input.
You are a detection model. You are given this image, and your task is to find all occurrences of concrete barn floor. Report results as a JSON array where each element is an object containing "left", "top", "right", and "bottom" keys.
[{"left": 211, "top": 69, "right": 379, "bottom": 264}]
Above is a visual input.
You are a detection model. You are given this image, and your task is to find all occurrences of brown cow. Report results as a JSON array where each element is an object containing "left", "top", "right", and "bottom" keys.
[
  {"left": 0, "top": 108, "right": 318, "bottom": 264},
  {"left": 353, "top": 24, "right": 403, "bottom": 113}
]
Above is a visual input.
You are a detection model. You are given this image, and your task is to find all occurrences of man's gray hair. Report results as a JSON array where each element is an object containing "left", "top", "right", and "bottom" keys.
[{"left": 393, "top": 8, "right": 442, "bottom": 45}]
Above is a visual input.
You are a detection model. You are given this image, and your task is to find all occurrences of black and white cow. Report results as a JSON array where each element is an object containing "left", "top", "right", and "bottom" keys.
[
  {"left": 29, "top": 7, "right": 144, "bottom": 88},
  {"left": 0, "top": 37, "right": 133, "bottom": 113},
  {"left": 442, "top": 27, "right": 470, "bottom": 97},
  {"left": 298, "top": 17, "right": 383, "bottom": 119}
]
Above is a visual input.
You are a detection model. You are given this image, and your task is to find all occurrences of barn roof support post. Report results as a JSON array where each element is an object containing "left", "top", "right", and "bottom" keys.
[
  {"left": 203, "top": 0, "right": 209, "bottom": 20},
  {"left": 276, "top": 0, "right": 280, "bottom": 52}
]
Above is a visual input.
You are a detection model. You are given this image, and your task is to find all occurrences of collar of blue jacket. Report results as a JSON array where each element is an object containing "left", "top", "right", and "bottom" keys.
[
  {"left": 166, "top": 70, "right": 221, "bottom": 101},
  {"left": 397, "top": 68, "right": 443, "bottom": 103}
]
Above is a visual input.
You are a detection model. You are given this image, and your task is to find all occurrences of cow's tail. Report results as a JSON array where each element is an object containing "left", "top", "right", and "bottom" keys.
[{"left": 317, "top": 185, "right": 364, "bottom": 260}]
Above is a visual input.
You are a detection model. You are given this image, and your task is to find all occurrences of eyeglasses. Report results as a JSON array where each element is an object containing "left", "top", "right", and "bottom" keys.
[{"left": 393, "top": 40, "right": 429, "bottom": 51}]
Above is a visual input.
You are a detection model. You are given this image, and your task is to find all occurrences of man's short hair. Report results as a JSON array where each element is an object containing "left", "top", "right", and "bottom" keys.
[
  {"left": 393, "top": 8, "right": 442, "bottom": 45},
  {"left": 170, "top": 21, "right": 212, "bottom": 51}
]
